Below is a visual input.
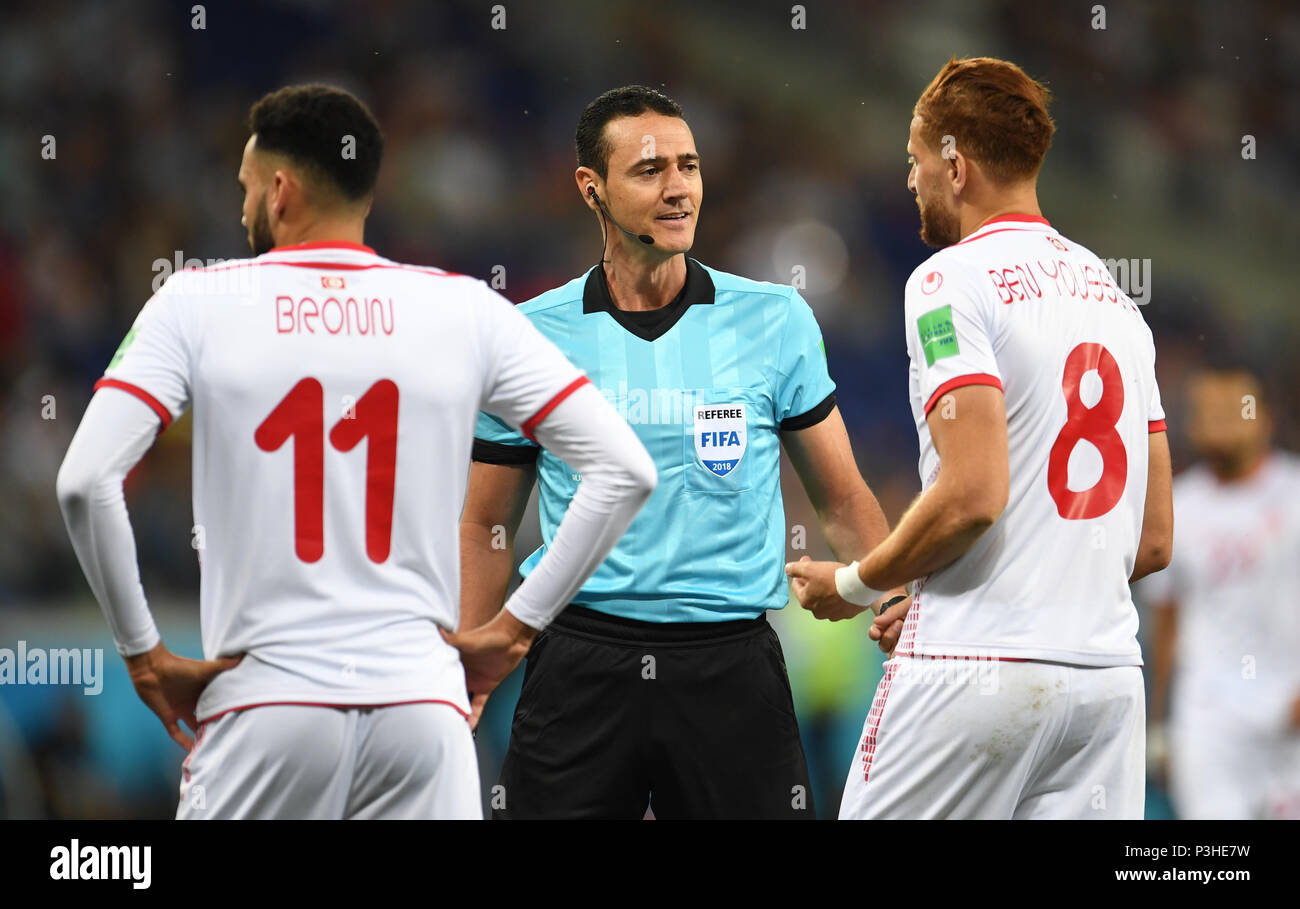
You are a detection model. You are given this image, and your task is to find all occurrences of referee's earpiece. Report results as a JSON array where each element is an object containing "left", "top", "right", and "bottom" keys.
[{"left": 587, "top": 185, "right": 654, "bottom": 246}]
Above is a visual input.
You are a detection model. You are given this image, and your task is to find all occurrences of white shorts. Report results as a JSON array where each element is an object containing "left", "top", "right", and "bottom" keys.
[
  {"left": 839, "top": 658, "right": 1144, "bottom": 819},
  {"left": 1170, "top": 708, "right": 1300, "bottom": 819},
  {"left": 176, "top": 702, "right": 481, "bottom": 819}
]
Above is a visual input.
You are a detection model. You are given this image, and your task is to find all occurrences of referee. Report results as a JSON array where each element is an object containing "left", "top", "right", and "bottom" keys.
[{"left": 460, "top": 85, "right": 900, "bottom": 819}]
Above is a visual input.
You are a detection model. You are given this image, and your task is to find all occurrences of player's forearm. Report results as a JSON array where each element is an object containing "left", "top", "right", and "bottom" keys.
[
  {"left": 458, "top": 522, "right": 516, "bottom": 632},
  {"left": 504, "top": 386, "right": 656, "bottom": 630},
  {"left": 55, "top": 391, "right": 163, "bottom": 657},
  {"left": 506, "top": 465, "right": 651, "bottom": 630},
  {"left": 858, "top": 481, "right": 999, "bottom": 591},
  {"left": 1148, "top": 603, "right": 1177, "bottom": 722}
]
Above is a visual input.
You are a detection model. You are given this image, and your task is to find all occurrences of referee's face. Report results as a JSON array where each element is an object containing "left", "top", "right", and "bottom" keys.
[{"left": 596, "top": 112, "right": 701, "bottom": 256}]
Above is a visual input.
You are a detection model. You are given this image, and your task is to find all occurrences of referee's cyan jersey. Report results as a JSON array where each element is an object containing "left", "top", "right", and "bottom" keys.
[{"left": 474, "top": 257, "right": 836, "bottom": 622}]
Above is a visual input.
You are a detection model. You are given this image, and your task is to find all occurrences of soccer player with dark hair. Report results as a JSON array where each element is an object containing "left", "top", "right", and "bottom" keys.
[
  {"left": 788, "top": 56, "right": 1174, "bottom": 819},
  {"left": 56, "top": 83, "right": 656, "bottom": 819},
  {"left": 460, "top": 85, "right": 903, "bottom": 819}
]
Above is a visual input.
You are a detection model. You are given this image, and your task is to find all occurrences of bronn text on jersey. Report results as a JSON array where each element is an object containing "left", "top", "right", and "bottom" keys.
[{"left": 275, "top": 295, "right": 395, "bottom": 336}]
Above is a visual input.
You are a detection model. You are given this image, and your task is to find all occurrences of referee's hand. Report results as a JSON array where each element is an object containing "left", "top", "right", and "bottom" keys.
[
  {"left": 442, "top": 610, "right": 539, "bottom": 731},
  {"left": 785, "top": 556, "right": 868, "bottom": 622}
]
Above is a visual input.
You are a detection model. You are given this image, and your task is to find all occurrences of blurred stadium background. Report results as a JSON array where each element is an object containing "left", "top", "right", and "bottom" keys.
[{"left": 0, "top": 0, "right": 1296, "bottom": 819}]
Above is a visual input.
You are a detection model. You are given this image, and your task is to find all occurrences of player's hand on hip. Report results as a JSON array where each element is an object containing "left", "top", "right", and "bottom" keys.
[
  {"left": 868, "top": 594, "right": 911, "bottom": 657},
  {"left": 442, "top": 610, "right": 539, "bottom": 715},
  {"left": 784, "top": 556, "right": 867, "bottom": 621},
  {"left": 124, "top": 641, "right": 244, "bottom": 751},
  {"left": 466, "top": 691, "right": 489, "bottom": 733}
]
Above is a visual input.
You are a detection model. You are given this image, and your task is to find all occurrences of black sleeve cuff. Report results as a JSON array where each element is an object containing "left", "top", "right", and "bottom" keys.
[
  {"left": 779, "top": 392, "right": 837, "bottom": 432},
  {"left": 472, "top": 437, "right": 540, "bottom": 465}
]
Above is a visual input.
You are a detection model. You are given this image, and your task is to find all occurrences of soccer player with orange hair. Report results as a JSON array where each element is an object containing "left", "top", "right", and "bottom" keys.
[{"left": 788, "top": 57, "right": 1173, "bottom": 819}]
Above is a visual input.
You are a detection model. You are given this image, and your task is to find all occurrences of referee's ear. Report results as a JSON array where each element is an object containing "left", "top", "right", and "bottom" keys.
[{"left": 575, "top": 167, "right": 602, "bottom": 212}]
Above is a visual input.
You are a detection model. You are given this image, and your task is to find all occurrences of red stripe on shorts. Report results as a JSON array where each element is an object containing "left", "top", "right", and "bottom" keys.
[{"left": 862, "top": 662, "right": 899, "bottom": 784}]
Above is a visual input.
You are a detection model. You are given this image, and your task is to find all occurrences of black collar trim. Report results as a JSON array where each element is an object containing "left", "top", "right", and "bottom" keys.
[{"left": 581, "top": 257, "right": 716, "bottom": 342}]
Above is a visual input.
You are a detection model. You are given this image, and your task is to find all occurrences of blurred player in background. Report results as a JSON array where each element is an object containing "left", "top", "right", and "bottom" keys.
[
  {"left": 787, "top": 57, "right": 1173, "bottom": 819},
  {"left": 1143, "top": 368, "right": 1300, "bottom": 819},
  {"left": 461, "top": 85, "right": 903, "bottom": 819},
  {"left": 55, "top": 84, "right": 655, "bottom": 819}
]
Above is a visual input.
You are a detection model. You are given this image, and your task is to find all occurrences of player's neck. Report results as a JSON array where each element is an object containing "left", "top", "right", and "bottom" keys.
[
  {"left": 602, "top": 250, "right": 686, "bottom": 312},
  {"left": 272, "top": 218, "right": 368, "bottom": 252},
  {"left": 1210, "top": 448, "right": 1271, "bottom": 484},
  {"left": 960, "top": 192, "right": 1043, "bottom": 240}
]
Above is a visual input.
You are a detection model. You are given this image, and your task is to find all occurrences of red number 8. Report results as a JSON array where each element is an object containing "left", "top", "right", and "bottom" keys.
[{"left": 1047, "top": 343, "right": 1126, "bottom": 520}]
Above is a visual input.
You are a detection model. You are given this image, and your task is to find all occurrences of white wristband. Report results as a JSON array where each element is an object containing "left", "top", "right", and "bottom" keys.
[{"left": 835, "top": 561, "right": 887, "bottom": 607}]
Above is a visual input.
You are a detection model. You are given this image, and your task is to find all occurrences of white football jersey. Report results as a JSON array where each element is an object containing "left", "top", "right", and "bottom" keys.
[
  {"left": 897, "top": 215, "right": 1164, "bottom": 665},
  {"left": 1138, "top": 453, "right": 1300, "bottom": 731},
  {"left": 101, "top": 242, "right": 585, "bottom": 721}
]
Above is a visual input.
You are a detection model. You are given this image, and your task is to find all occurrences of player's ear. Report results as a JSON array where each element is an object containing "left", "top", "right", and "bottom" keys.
[
  {"left": 947, "top": 150, "right": 967, "bottom": 196},
  {"left": 267, "top": 169, "right": 291, "bottom": 220}
]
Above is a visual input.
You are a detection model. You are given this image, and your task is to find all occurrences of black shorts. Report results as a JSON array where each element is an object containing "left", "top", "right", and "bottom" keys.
[{"left": 494, "top": 605, "right": 814, "bottom": 819}]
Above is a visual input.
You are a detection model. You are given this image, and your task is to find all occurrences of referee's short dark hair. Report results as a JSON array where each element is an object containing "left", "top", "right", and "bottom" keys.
[
  {"left": 248, "top": 84, "right": 384, "bottom": 204},
  {"left": 576, "top": 85, "right": 685, "bottom": 179}
]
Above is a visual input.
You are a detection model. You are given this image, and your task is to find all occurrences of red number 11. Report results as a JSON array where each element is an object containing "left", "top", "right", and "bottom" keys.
[{"left": 254, "top": 378, "right": 399, "bottom": 563}]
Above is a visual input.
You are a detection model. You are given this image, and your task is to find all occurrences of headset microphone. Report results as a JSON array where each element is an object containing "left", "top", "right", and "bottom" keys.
[{"left": 587, "top": 186, "right": 655, "bottom": 245}]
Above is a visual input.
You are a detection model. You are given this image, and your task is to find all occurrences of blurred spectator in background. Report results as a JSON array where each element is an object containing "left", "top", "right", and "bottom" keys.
[{"left": 1142, "top": 367, "right": 1300, "bottom": 819}]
